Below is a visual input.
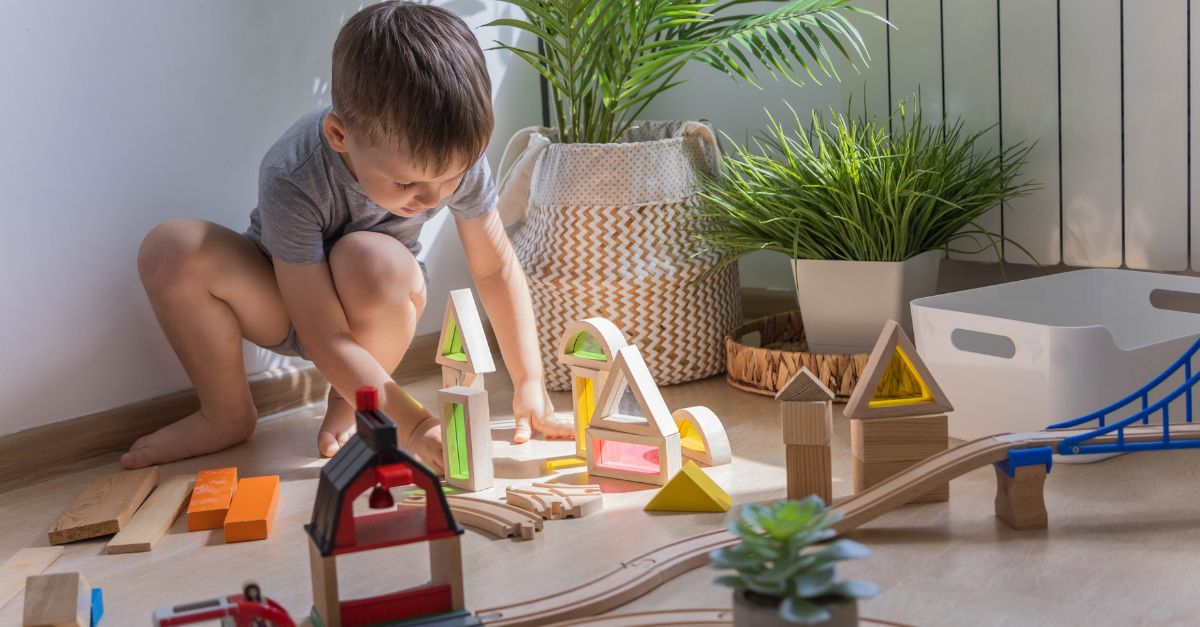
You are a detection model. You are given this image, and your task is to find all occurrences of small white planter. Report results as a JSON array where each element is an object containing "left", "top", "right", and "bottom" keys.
[{"left": 792, "top": 250, "right": 942, "bottom": 354}]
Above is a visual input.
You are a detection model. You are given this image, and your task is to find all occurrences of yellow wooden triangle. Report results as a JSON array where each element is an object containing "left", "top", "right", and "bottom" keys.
[
  {"left": 844, "top": 320, "right": 953, "bottom": 420},
  {"left": 644, "top": 461, "right": 730, "bottom": 513}
]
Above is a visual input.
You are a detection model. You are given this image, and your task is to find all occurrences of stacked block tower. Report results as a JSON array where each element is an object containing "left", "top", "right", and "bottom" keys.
[
  {"left": 435, "top": 290, "right": 496, "bottom": 493},
  {"left": 844, "top": 320, "right": 953, "bottom": 504}
]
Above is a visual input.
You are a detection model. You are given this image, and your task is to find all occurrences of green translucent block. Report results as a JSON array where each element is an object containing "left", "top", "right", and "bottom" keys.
[{"left": 447, "top": 403, "right": 469, "bottom": 481}]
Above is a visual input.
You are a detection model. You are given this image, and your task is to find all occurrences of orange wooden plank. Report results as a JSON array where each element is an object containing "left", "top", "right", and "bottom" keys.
[
  {"left": 187, "top": 467, "right": 237, "bottom": 531},
  {"left": 223, "top": 475, "right": 279, "bottom": 543}
]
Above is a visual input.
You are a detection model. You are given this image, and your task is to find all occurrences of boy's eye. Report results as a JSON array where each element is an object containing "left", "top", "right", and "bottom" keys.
[{"left": 394, "top": 181, "right": 413, "bottom": 190}]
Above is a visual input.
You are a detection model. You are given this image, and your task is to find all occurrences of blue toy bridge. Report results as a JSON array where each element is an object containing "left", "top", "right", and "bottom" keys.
[{"left": 1046, "top": 335, "right": 1200, "bottom": 456}]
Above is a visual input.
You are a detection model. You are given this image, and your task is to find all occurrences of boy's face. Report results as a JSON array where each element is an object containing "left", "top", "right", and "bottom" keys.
[{"left": 324, "top": 113, "right": 472, "bottom": 218}]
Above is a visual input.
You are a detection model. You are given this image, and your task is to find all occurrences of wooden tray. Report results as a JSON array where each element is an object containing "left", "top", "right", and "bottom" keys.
[{"left": 724, "top": 311, "right": 868, "bottom": 399}]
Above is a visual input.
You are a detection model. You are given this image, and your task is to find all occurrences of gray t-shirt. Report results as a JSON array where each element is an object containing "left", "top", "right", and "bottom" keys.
[{"left": 246, "top": 106, "right": 496, "bottom": 265}]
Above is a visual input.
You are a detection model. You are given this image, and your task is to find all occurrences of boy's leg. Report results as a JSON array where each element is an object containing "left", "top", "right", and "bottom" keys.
[
  {"left": 321, "top": 231, "right": 429, "bottom": 458},
  {"left": 123, "top": 220, "right": 293, "bottom": 469}
]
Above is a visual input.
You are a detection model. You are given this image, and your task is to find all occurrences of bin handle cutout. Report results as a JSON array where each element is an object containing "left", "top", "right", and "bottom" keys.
[
  {"left": 1150, "top": 289, "right": 1200, "bottom": 315},
  {"left": 951, "top": 329, "right": 1016, "bottom": 359}
]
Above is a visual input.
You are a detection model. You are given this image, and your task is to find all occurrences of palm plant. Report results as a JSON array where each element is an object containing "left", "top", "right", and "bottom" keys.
[
  {"left": 488, "top": 1, "right": 884, "bottom": 144},
  {"left": 711, "top": 498, "right": 878, "bottom": 624},
  {"left": 693, "top": 97, "right": 1037, "bottom": 265}
]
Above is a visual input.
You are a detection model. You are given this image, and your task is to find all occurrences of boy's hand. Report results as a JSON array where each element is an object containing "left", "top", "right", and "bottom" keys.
[{"left": 512, "top": 379, "right": 574, "bottom": 443}]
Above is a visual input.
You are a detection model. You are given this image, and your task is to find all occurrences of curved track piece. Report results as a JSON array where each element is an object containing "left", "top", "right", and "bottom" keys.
[
  {"left": 548, "top": 609, "right": 731, "bottom": 625},
  {"left": 403, "top": 495, "right": 542, "bottom": 541},
  {"left": 480, "top": 424, "right": 1200, "bottom": 626}
]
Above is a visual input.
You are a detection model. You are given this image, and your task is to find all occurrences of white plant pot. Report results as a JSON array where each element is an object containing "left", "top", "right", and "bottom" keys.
[{"left": 792, "top": 250, "right": 942, "bottom": 354}]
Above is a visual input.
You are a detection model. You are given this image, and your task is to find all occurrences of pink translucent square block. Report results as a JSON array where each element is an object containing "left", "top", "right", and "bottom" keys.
[{"left": 594, "top": 439, "right": 660, "bottom": 475}]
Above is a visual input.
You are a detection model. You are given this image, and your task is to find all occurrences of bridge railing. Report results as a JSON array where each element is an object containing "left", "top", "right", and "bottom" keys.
[
  {"left": 1046, "top": 335, "right": 1200, "bottom": 431},
  {"left": 1056, "top": 353, "right": 1200, "bottom": 456}
]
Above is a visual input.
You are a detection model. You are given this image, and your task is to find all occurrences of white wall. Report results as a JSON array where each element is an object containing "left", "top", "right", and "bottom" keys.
[
  {"left": 0, "top": 1, "right": 539, "bottom": 436},
  {"left": 638, "top": 3, "right": 850, "bottom": 292}
]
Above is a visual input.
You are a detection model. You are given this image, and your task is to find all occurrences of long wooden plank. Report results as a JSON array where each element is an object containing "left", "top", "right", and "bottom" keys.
[
  {"left": 943, "top": 0, "right": 1001, "bottom": 261},
  {"left": 0, "top": 547, "right": 64, "bottom": 610},
  {"left": 1124, "top": 0, "right": 1189, "bottom": 270},
  {"left": 1000, "top": 0, "right": 1060, "bottom": 265},
  {"left": 1061, "top": 0, "right": 1123, "bottom": 267},
  {"left": 106, "top": 475, "right": 193, "bottom": 554},
  {"left": 48, "top": 466, "right": 158, "bottom": 545}
]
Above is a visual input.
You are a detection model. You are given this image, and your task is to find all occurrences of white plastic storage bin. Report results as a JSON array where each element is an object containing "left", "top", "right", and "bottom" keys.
[{"left": 911, "top": 269, "right": 1200, "bottom": 444}]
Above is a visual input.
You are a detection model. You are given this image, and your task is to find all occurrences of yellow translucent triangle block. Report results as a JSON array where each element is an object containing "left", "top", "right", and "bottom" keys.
[
  {"left": 868, "top": 345, "right": 933, "bottom": 408},
  {"left": 644, "top": 461, "right": 731, "bottom": 513}
]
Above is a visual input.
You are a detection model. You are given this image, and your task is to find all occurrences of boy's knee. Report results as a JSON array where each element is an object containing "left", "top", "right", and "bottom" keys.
[
  {"left": 138, "top": 219, "right": 209, "bottom": 290},
  {"left": 330, "top": 232, "right": 424, "bottom": 307}
]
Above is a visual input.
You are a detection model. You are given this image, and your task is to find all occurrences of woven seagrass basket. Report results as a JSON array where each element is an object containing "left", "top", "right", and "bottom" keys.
[
  {"left": 506, "top": 121, "right": 742, "bottom": 391},
  {"left": 725, "top": 311, "right": 869, "bottom": 399}
]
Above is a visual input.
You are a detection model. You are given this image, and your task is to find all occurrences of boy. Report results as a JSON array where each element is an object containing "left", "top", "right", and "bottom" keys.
[{"left": 124, "top": 1, "right": 571, "bottom": 472}]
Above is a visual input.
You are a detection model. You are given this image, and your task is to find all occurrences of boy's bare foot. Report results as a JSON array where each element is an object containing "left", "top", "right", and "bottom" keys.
[
  {"left": 121, "top": 408, "right": 255, "bottom": 469},
  {"left": 318, "top": 388, "right": 358, "bottom": 458}
]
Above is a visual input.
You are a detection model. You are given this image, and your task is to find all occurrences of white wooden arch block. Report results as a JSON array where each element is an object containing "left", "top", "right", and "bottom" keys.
[
  {"left": 556, "top": 318, "right": 629, "bottom": 371},
  {"left": 672, "top": 406, "right": 731, "bottom": 467}
]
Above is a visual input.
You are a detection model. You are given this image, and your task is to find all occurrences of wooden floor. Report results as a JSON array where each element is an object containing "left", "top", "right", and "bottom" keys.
[{"left": 2, "top": 364, "right": 1199, "bottom": 626}]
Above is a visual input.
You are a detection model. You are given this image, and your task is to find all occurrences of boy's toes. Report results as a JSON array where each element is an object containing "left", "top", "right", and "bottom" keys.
[
  {"left": 512, "top": 417, "right": 532, "bottom": 444},
  {"left": 120, "top": 448, "right": 154, "bottom": 470},
  {"left": 318, "top": 430, "right": 342, "bottom": 458}
]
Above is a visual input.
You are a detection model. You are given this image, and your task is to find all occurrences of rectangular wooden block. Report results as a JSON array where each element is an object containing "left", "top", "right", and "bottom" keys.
[
  {"left": 780, "top": 402, "right": 832, "bottom": 446},
  {"left": 994, "top": 464, "right": 1049, "bottom": 530},
  {"left": 586, "top": 427, "right": 681, "bottom": 486},
  {"left": 106, "top": 475, "right": 193, "bottom": 554},
  {"left": 223, "top": 475, "right": 280, "bottom": 542},
  {"left": 48, "top": 466, "right": 159, "bottom": 545},
  {"left": 187, "top": 467, "right": 238, "bottom": 531},
  {"left": 851, "top": 415, "right": 948, "bottom": 464},
  {"left": 785, "top": 444, "right": 832, "bottom": 505},
  {"left": 439, "top": 386, "right": 494, "bottom": 493},
  {"left": 0, "top": 548, "right": 64, "bottom": 610},
  {"left": 22, "top": 572, "right": 89, "bottom": 627},
  {"left": 853, "top": 458, "right": 949, "bottom": 504}
]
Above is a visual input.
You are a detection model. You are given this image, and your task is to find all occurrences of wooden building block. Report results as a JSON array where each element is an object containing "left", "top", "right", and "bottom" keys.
[
  {"left": 557, "top": 318, "right": 629, "bottom": 370},
  {"left": 22, "top": 572, "right": 89, "bottom": 627},
  {"left": 48, "top": 466, "right": 159, "bottom": 545},
  {"left": 843, "top": 320, "right": 953, "bottom": 420},
  {"left": 785, "top": 444, "right": 832, "bottom": 504},
  {"left": 781, "top": 402, "right": 833, "bottom": 446},
  {"left": 187, "top": 467, "right": 238, "bottom": 531},
  {"left": 853, "top": 458, "right": 949, "bottom": 503},
  {"left": 106, "top": 475, "right": 193, "bottom": 554},
  {"left": 644, "top": 461, "right": 731, "bottom": 513},
  {"left": 585, "top": 427, "right": 681, "bottom": 486},
  {"left": 223, "top": 475, "right": 280, "bottom": 543},
  {"left": 435, "top": 289, "right": 496, "bottom": 375},
  {"left": 569, "top": 366, "right": 608, "bottom": 457},
  {"left": 429, "top": 535, "right": 466, "bottom": 612},
  {"left": 439, "top": 386, "right": 494, "bottom": 493},
  {"left": 673, "top": 406, "right": 731, "bottom": 466},
  {"left": 851, "top": 415, "right": 948, "bottom": 464},
  {"left": 308, "top": 538, "right": 341, "bottom": 627},
  {"left": 994, "top": 464, "right": 1049, "bottom": 530},
  {"left": 589, "top": 346, "right": 679, "bottom": 441},
  {"left": 0, "top": 548, "right": 64, "bottom": 610},
  {"left": 505, "top": 483, "right": 603, "bottom": 520}
]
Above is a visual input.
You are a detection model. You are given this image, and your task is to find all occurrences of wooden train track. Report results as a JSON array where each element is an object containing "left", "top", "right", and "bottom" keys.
[
  {"left": 478, "top": 424, "right": 1200, "bottom": 626},
  {"left": 402, "top": 494, "right": 543, "bottom": 540},
  {"left": 547, "top": 611, "right": 909, "bottom": 626}
]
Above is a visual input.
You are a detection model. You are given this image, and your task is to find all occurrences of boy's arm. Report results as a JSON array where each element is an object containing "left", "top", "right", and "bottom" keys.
[
  {"left": 455, "top": 211, "right": 572, "bottom": 442},
  {"left": 272, "top": 260, "right": 440, "bottom": 459}
]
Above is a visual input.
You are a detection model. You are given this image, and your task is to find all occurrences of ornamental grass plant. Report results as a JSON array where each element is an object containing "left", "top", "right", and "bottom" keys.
[{"left": 694, "top": 97, "right": 1037, "bottom": 265}]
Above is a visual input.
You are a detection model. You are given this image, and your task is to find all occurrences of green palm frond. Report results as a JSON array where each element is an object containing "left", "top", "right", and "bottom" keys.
[{"left": 488, "top": 0, "right": 885, "bottom": 143}]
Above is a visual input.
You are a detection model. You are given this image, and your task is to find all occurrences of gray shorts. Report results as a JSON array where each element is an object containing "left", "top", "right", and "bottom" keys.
[{"left": 249, "top": 235, "right": 429, "bottom": 362}]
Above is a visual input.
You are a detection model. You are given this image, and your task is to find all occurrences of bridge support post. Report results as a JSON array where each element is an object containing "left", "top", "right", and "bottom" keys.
[{"left": 993, "top": 447, "right": 1052, "bottom": 530}]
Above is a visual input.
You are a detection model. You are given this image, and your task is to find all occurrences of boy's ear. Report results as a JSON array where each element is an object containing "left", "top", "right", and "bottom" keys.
[{"left": 323, "top": 112, "right": 351, "bottom": 153}]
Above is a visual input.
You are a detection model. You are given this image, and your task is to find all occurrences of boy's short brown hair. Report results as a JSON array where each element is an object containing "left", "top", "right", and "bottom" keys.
[{"left": 332, "top": 1, "right": 493, "bottom": 173}]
